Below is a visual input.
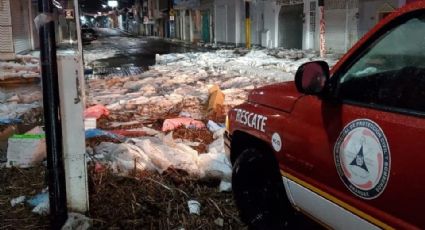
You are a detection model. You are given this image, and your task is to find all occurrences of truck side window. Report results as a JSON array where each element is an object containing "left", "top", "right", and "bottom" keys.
[{"left": 337, "top": 15, "right": 425, "bottom": 114}]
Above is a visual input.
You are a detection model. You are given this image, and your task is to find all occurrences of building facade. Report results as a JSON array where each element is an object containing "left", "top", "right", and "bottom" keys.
[{"left": 0, "top": 0, "right": 38, "bottom": 59}]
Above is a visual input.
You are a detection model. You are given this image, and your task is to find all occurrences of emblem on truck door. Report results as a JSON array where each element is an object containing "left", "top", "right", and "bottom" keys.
[
  {"left": 334, "top": 119, "right": 391, "bottom": 200},
  {"left": 271, "top": 132, "right": 282, "bottom": 152}
]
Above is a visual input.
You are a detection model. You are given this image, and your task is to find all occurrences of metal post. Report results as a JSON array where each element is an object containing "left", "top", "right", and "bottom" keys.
[
  {"left": 245, "top": 1, "right": 251, "bottom": 49},
  {"left": 319, "top": 0, "right": 326, "bottom": 58},
  {"left": 38, "top": 0, "right": 68, "bottom": 228},
  {"left": 73, "top": 0, "right": 86, "bottom": 106}
]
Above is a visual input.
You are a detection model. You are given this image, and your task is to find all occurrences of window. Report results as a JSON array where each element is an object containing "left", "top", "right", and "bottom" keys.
[{"left": 337, "top": 14, "right": 425, "bottom": 113}]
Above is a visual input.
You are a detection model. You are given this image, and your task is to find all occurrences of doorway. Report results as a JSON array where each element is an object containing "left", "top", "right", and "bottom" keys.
[{"left": 278, "top": 4, "right": 304, "bottom": 49}]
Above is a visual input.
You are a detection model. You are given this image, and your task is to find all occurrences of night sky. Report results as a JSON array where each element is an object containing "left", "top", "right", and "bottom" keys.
[{"left": 79, "top": 0, "right": 135, "bottom": 13}]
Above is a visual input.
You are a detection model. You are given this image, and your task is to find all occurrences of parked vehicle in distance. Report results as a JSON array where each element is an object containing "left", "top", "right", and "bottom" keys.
[
  {"left": 226, "top": 2, "right": 425, "bottom": 229},
  {"left": 81, "top": 27, "right": 98, "bottom": 43}
]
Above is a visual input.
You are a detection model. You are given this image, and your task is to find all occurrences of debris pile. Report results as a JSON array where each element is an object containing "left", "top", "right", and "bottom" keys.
[
  {"left": 0, "top": 166, "right": 49, "bottom": 229},
  {"left": 0, "top": 83, "right": 43, "bottom": 163},
  {"left": 88, "top": 166, "right": 245, "bottom": 229},
  {"left": 85, "top": 105, "right": 231, "bottom": 186},
  {"left": 1, "top": 164, "right": 246, "bottom": 229},
  {"left": 88, "top": 49, "right": 337, "bottom": 122},
  {"left": 1, "top": 47, "right": 338, "bottom": 228},
  {"left": 82, "top": 48, "right": 338, "bottom": 181},
  {"left": 0, "top": 55, "right": 40, "bottom": 84}
]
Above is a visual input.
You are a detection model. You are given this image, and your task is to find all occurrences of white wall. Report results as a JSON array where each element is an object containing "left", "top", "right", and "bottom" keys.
[
  {"left": 250, "top": 1, "right": 263, "bottom": 46},
  {"left": 213, "top": 0, "right": 279, "bottom": 48},
  {"left": 235, "top": 0, "right": 242, "bottom": 45},
  {"left": 263, "top": 1, "right": 279, "bottom": 48},
  {"left": 214, "top": 0, "right": 241, "bottom": 44},
  {"left": 214, "top": 3, "right": 227, "bottom": 43},
  {"left": 254, "top": 1, "right": 275, "bottom": 47},
  {"left": 358, "top": 0, "right": 398, "bottom": 38},
  {"left": 319, "top": 0, "right": 360, "bottom": 54},
  {"left": 236, "top": 0, "right": 272, "bottom": 47},
  {"left": 303, "top": 0, "right": 320, "bottom": 50}
]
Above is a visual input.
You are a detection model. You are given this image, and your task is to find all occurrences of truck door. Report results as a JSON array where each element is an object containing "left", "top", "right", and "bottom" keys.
[{"left": 283, "top": 11, "right": 425, "bottom": 229}]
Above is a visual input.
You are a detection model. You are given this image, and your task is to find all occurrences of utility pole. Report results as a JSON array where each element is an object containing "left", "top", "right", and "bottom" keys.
[
  {"left": 38, "top": 0, "right": 68, "bottom": 228},
  {"left": 245, "top": 0, "right": 251, "bottom": 49},
  {"left": 319, "top": 0, "right": 326, "bottom": 58}
]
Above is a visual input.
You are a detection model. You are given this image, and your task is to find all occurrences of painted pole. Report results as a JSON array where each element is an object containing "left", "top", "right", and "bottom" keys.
[
  {"left": 38, "top": 0, "right": 68, "bottom": 228},
  {"left": 245, "top": 1, "right": 251, "bottom": 49},
  {"left": 319, "top": 0, "right": 326, "bottom": 58}
]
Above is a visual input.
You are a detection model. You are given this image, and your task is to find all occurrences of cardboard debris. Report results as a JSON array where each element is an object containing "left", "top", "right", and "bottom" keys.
[
  {"left": 84, "top": 117, "right": 97, "bottom": 130},
  {"left": 6, "top": 127, "right": 46, "bottom": 168},
  {"left": 208, "top": 85, "right": 225, "bottom": 113}
]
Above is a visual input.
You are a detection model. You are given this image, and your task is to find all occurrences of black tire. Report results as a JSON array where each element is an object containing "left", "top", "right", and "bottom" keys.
[{"left": 232, "top": 148, "right": 293, "bottom": 230}]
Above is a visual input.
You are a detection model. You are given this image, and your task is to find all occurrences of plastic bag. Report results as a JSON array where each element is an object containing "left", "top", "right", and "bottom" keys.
[
  {"left": 133, "top": 134, "right": 199, "bottom": 175},
  {"left": 27, "top": 191, "right": 49, "bottom": 215},
  {"left": 198, "top": 152, "right": 232, "bottom": 181},
  {"left": 94, "top": 142, "right": 156, "bottom": 174},
  {"left": 85, "top": 129, "right": 126, "bottom": 142},
  {"left": 162, "top": 118, "right": 205, "bottom": 132},
  {"left": 84, "top": 104, "right": 110, "bottom": 119}
]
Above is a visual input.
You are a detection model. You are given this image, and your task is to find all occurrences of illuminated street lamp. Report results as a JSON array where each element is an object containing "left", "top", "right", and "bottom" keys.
[{"left": 108, "top": 0, "right": 118, "bottom": 7}]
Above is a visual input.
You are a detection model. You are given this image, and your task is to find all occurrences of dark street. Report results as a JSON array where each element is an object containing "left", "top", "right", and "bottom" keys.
[{"left": 83, "top": 28, "right": 206, "bottom": 69}]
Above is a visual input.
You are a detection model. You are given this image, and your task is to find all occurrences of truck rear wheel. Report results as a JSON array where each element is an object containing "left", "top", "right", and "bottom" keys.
[{"left": 232, "top": 148, "right": 292, "bottom": 229}]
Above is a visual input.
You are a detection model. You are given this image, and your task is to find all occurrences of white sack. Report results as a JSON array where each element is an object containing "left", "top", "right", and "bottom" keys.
[
  {"left": 94, "top": 142, "right": 156, "bottom": 174},
  {"left": 198, "top": 153, "right": 232, "bottom": 182}
]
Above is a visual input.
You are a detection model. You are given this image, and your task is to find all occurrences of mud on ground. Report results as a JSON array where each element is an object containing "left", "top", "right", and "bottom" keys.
[{"left": 0, "top": 165, "right": 246, "bottom": 229}]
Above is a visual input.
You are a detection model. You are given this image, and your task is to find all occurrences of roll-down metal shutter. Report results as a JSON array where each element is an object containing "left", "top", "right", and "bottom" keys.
[
  {"left": 0, "top": 0, "right": 14, "bottom": 53},
  {"left": 10, "top": 0, "right": 31, "bottom": 54}
]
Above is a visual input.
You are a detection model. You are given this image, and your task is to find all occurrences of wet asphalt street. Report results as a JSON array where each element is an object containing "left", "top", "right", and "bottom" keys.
[{"left": 83, "top": 28, "right": 206, "bottom": 70}]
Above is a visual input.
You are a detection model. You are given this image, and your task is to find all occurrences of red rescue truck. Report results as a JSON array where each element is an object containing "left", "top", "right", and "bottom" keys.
[{"left": 226, "top": 2, "right": 425, "bottom": 229}]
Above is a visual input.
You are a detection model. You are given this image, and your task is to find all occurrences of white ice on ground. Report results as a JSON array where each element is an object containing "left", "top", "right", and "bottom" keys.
[
  {"left": 88, "top": 48, "right": 338, "bottom": 120},
  {"left": 0, "top": 55, "right": 40, "bottom": 80},
  {"left": 86, "top": 47, "right": 340, "bottom": 185}
]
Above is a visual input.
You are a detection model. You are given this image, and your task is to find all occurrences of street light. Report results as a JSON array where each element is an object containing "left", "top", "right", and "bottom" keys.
[{"left": 108, "top": 0, "right": 118, "bottom": 7}]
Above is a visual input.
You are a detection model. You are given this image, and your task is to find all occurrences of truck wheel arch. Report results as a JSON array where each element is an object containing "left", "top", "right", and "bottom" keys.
[
  {"left": 231, "top": 131, "right": 296, "bottom": 228},
  {"left": 230, "top": 130, "right": 277, "bottom": 168}
]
